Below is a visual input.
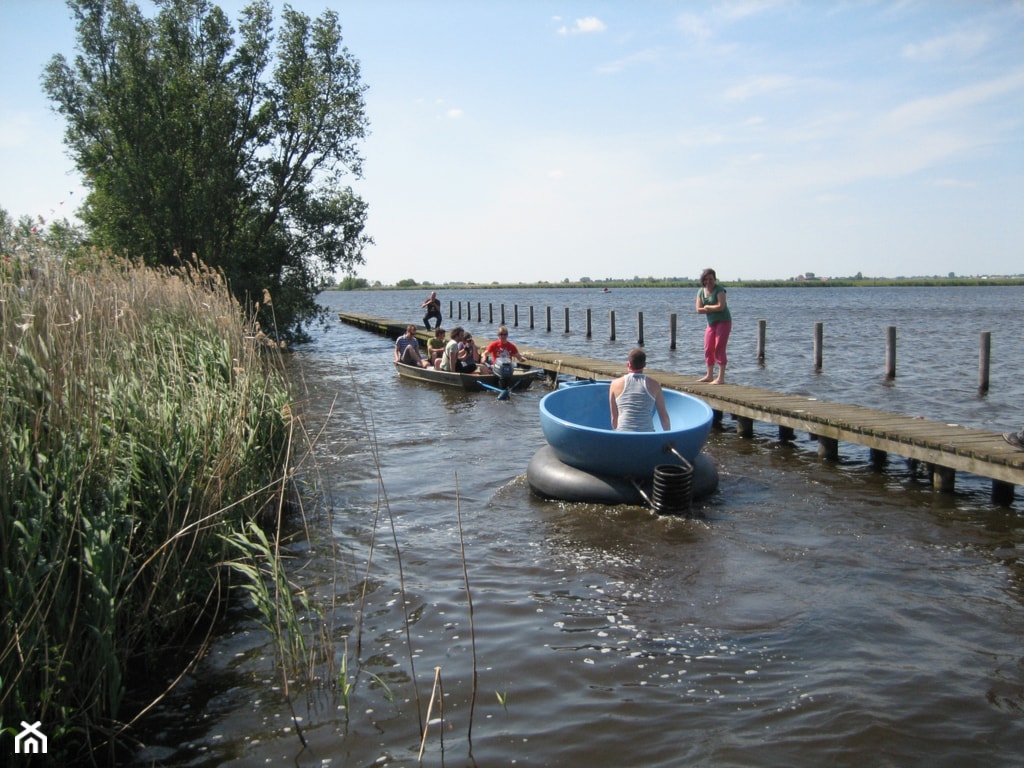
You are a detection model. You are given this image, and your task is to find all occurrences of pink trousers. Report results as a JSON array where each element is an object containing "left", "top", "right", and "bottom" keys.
[{"left": 704, "top": 321, "right": 732, "bottom": 367}]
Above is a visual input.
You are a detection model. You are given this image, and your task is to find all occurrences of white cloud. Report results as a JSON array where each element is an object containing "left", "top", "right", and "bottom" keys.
[
  {"left": 715, "top": 0, "right": 792, "bottom": 22},
  {"left": 723, "top": 75, "right": 796, "bottom": 102},
  {"left": 558, "top": 16, "right": 606, "bottom": 36},
  {"left": 878, "top": 70, "right": 1024, "bottom": 132},
  {"left": 902, "top": 29, "right": 990, "bottom": 61},
  {"left": 447, "top": 108, "right": 464, "bottom": 119},
  {"left": 676, "top": 13, "right": 712, "bottom": 43}
]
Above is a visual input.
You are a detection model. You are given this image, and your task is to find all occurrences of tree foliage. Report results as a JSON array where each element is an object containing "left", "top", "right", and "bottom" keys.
[{"left": 43, "top": 0, "right": 372, "bottom": 340}]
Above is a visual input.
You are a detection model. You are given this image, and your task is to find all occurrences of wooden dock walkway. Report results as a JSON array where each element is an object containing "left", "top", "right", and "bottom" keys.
[{"left": 340, "top": 312, "right": 1024, "bottom": 504}]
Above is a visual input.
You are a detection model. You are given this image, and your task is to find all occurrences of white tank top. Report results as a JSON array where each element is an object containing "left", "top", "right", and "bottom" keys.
[{"left": 615, "top": 373, "right": 655, "bottom": 431}]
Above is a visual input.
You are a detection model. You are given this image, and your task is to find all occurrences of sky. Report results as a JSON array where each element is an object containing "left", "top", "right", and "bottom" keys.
[{"left": 1, "top": 1, "right": 1022, "bottom": 285}]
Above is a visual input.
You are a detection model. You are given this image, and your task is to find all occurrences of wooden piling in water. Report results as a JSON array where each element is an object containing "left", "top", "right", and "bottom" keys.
[
  {"left": 885, "top": 326, "right": 896, "bottom": 379},
  {"left": 979, "top": 331, "right": 991, "bottom": 395}
]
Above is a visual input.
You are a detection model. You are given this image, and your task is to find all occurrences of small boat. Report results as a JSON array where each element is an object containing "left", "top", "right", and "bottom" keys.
[
  {"left": 529, "top": 379, "right": 718, "bottom": 509},
  {"left": 394, "top": 361, "right": 542, "bottom": 397}
]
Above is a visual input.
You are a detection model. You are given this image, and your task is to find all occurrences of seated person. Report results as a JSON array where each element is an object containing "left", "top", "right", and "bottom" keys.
[
  {"left": 609, "top": 348, "right": 670, "bottom": 432},
  {"left": 437, "top": 327, "right": 476, "bottom": 373},
  {"left": 427, "top": 327, "right": 447, "bottom": 364},
  {"left": 483, "top": 325, "right": 527, "bottom": 385},
  {"left": 462, "top": 333, "right": 482, "bottom": 366},
  {"left": 394, "top": 324, "right": 430, "bottom": 368}
]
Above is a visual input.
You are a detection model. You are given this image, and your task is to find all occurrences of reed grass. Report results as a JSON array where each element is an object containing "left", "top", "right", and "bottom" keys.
[{"left": 0, "top": 242, "right": 296, "bottom": 762}]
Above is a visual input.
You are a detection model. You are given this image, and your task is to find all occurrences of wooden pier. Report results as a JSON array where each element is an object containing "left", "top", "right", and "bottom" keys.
[{"left": 340, "top": 312, "right": 1024, "bottom": 504}]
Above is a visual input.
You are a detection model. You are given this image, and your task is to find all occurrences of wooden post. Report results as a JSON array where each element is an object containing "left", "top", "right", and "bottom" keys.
[
  {"left": 757, "top": 319, "right": 766, "bottom": 362},
  {"left": 448, "top": 300, "right": 453, "bottom": 320},
  {"left": 488, "top": 303, "right": 493, "bottom": 324},
  {"left": 546, "top": 306, "right": 552, "bottom": 332},
  {"left": 978, "top": 331, "right": 991, "bottom": 394},
  {"left": 817, "top": 435, "right": 839, "bottom": 460},
  {"left": 529, "top": 305, "right": 535, "bottom": 330},
  {"left": 736, "top": 416, "right": 754, "bottom": 438},
  {"left": 637, "top": 311, "right": 644, "bottom": 346},
  {"left": 514, "top": 304, "right": 519, "bottom": 328},
  {"left": 477, "top": 302, "right": 482, "bottom": 323},
  {"left": 500, "top": 304, "right": 506, "bottom": 325},
  {"left": 564, "top": 307, "right": 570, "bottom": 334},
  {"left": 813, "top": 322, "right": 823, "bottom": 371},
  {"left": 885, "top": 326, "right": 896, "bottom": 379},
  {"left": 779, "top": 425, "right": 795, "bottom": 442},
  {"left": 670, "top": 313, "right": 677, "bottom": 351},
  {"left": 609, "top": 310, "right": 616, "bottom": 341},
  {"left": 932, "top": 465, "right": 955, "bottom": 493},
  {"left": 456, "top": 301, "right": 462, "bottom": 320},
  {"left": 586, "top": 309, "right": 593, "bottom": 339}
]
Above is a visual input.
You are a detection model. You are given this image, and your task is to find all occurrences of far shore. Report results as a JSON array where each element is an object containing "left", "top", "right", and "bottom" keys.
[{"left": 331, "top": 276, "right": 1024, "bottom": 291}]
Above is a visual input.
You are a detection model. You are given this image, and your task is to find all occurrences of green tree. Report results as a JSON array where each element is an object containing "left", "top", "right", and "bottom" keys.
[{"left": 43, "top": 0, "right": 371, "bottom": 340}]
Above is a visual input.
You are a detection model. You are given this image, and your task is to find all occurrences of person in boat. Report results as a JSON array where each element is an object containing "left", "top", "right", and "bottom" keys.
[
  {"left": 436, "top": 327, "right": 477, "bottom": 373},
  {"left": 421, "top": 290, "right": 442, "bottom": 330},
  {"left": 695, "top": 267, "right": 731, "bottom": 384},
  {"left": 609, "top": 348, "right": 670, "bottom": 432},
  {"left": 483, "top": 325, "right": 527, "bottom": 387},
  {"left": 394, "top": 324, "right": 430, "bottom": 368},
  {"left": 462, "top": 332, "right": 482, "bottom": 366},
  {"left": 427, "top": 327, "right": 447, "bottom": 365}
]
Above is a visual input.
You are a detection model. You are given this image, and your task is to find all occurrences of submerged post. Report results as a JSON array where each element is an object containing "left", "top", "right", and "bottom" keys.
[
  {"left": 514, "top": 304, "right": 519, "bottom": 328},
  {"left": 813, "top": 322, "right": 823, "bottom": 371},
  {"left": 609, "top": 310, "right": 616, "bottom": 341},
  {"left": 637, "top": 311, "right": 644, "bottom": 346},
  {"left": 564, "top": 307, "right": 570, "bottom": 334},
  {"left": 670, "top": 313, "right": 677, "bottom": 351},
  {"left": 757, "top": 319, "right": 766, "bottom": 362},
  {"left": 885, "top": 326, "right": 896, "bottom": 379},
  {"left": 546, "top": 306, "right": 552, "bottom": 332},
  {"left": 529, "top": 305, "right": 535, "bottom": 330},
  {"left": 586, "top": 308, "right": 593, "bottom": 338}
]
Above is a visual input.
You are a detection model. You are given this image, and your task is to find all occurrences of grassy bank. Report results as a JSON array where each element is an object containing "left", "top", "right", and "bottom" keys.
[{"left": 0, "top": 244, "right": 296, "bottom": 762}]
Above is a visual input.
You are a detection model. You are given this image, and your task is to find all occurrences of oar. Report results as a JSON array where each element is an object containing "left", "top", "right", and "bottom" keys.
[{"left": 478, "top": 381, "right": 512, "bottom": 400}]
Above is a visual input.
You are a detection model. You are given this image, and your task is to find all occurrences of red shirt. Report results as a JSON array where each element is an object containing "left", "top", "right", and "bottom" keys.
[{"left": 484, "top": 339, "right": 520, "bottom": 362}]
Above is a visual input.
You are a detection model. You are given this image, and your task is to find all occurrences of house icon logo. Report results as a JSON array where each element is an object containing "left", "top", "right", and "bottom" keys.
[{"left": 14, "top": 721, "right": 47, "bottom": 754}]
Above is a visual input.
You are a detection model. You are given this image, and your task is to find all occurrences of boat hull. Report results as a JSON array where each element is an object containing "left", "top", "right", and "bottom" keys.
[
  {"left": 394, "top": 361, "right": 540, "bottom": 392},
  {"left": 539, "top": 380, "right": 713, "bottom": 477}
]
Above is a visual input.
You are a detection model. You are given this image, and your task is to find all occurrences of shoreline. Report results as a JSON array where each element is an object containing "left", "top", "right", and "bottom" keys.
[{"left": 332, "top": 277, "right": 1024, "bottom": 291}]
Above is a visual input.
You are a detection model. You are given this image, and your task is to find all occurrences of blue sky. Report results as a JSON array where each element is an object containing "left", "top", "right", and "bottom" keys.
[{"left": 1, "top": 1, "right": 1022, "bottom": 285}]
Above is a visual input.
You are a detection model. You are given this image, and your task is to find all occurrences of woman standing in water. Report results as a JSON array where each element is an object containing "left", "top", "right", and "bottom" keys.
[{"left": 695, "top": 267, "right": 731, "bottom": 384}]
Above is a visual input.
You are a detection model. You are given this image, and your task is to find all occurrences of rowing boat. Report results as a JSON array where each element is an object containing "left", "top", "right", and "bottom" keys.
[{"left": 393, "top": 361, "right": 542, "bottom": 395}]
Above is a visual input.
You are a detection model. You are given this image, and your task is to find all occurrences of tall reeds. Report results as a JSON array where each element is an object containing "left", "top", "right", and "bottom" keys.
[{"left": 0, "top": 245, "right": 294, "bottom": 761}]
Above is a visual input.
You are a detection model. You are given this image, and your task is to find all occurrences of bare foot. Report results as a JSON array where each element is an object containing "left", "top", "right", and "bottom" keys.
[
  {"left": 696, "top": 376, "right": 713, "bottom": 382},
  {"left": 712, "top": 378, "right": 725, "bottom": 385}
]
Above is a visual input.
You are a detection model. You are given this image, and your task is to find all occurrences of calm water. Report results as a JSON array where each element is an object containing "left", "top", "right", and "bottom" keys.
[{"left": 134, "top": 287, "right": 1024, "bottom": 767}]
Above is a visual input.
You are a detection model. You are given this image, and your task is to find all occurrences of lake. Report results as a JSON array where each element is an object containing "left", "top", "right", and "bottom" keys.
[{"left": 133, "top": 286, "right": 1024, "bottom": 767}]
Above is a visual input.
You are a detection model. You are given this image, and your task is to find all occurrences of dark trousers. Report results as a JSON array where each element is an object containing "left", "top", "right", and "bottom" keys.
[{"left": 423, "top": 309, "right": 442, "bottom": 329}]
